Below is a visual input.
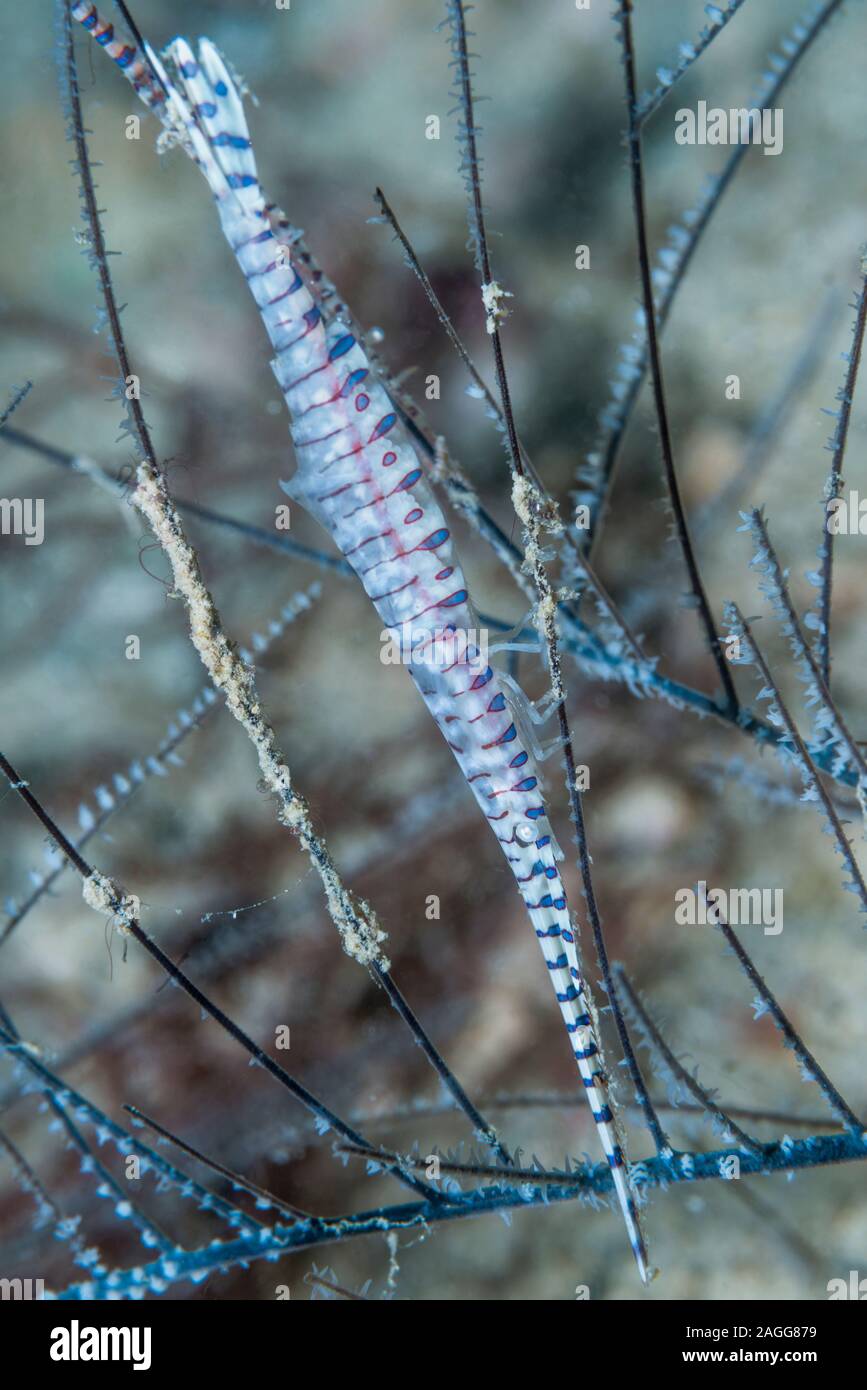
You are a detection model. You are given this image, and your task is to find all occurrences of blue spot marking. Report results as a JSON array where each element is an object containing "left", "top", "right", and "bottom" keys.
[
  {"left": 419, "top": 527, "right": 449, "bottom": 550},
  {"left": 510, "top": 751, "right": 528, "bottom": 767},
  {"left": 495, "top": 723, "right": 517, "bottom": 745},
  {"left": 341, "top": 368, "right": 369, "bottom": 397},
  {"left": 214, "top": 133, "right": 251, "bottom": 149},
  {"left": 328, "top": 334, "right": 355, "bottom": 361},
  {"left": 180, "top": 61, "right": 199, "bottom": 78},
  {"left": 196, "top": 102, "right": 218, "bottom": 118},
  {"left": 97, "top": 26, "right": 114, "bottom": 46},
  {"left": 117, "top": 47, "right": 135, "bottom": 69},
  {"left": 439, "top": 589, "right": 468, "bottom": 608},
  {"left": 470, "top": 667, "right": 493, "bottom": 690},
  {"left": 227, "top": 173, "right": 257, "bottom": 189},
  {"left": 526, "top": 805, "right": 544, "bottom": 819},
  {"left": 369, "top": 412, "right": 397, "bottom": 441},
  {"left": 515, "top": 776, "right": 538, "bottom": 792},
  {"left": 215, "top": 80, "right": 229, "bottom": 96},
  {"left": 488, "top": 693, "right": 506, "bottom": 712},
  {"left": 303, "top": 306, "right": 321, "bottom": 330}
]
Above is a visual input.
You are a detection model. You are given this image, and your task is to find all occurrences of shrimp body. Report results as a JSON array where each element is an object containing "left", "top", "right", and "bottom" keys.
[{"left": 74, "top": 9, "right": 649, "bottom": 1280}]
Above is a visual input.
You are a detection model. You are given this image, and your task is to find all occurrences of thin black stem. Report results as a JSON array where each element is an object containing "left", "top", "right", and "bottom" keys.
[
  {"left": 337, "top": 1141, "right": 596, "bottom": 1186},
  {"left": 564, "top": 752, "right": 669, "bottom": 1156},
  {"left": 374, "top": 184, "right": 499, "bottom": 421},
  {"left": 616, "top": 0, "right": 738, "bottom": 719},
  {"left": 0, "top": 751, "right": 438, "bottom": 1205},
  {"left": 370, "top": 965, "right": 512, "bottom": 1167},
  {"left": 445, "top": 4, "right": 655, "bottom": 1281},
  {"left": 447, "top": 0, "right": 651, "bottom": 1144},
  {"left": 635, "top": 0, "right": 751, "bottom": 126},
  {"left": 727, "top": 606, "right": 867, "bottom": 915},
  {"left": 0, "top": 424, "right": 353, "bottom": 576},
  {"left": 373, "top": 184, "right": 544, "bottom": 494},
  {"left": 750, "top": 507, "right": 867, "bottom": 783},
  {"left": 305, "top": 1271, "right": 369, "bottom": 1301},
  {"left": 0, "top": 1127, "right": 60, "bottom": 1221},
  {"left": 615, "top": 966, "right": 764, "bottom": 1156},
  {"left": 0, "top": 754, "right": 92, "bottom": 878},
  {"left": 0, "top": 1023, "right": 268, "bottom": 1233},
  {"left": 61, "top": 2, "right": 158, "bottom": 472},
  {"left": 0, "top": 381, "right": 32, "bottom": 428},
  {"left": 0, "top": 1002, "right": 174, "bottom": 1254},
  {"left": 347, "top": 1092, "right": 845, "bottom": 1134},
  {"left": 586, "top": 0, "right": 848, "bottom": 556},
  {"left": 446, "top": 0, "right": 522, "bottom": 480},
  {"left": 711, "top": 903, "right": 863, "bottom": 1136},
  {"left": 123, "top": 1103, "right": 312, "bottom": 1222},
  {"left": 0, "top": 694, "right": 216, "bottom": 949},
  {"left": 51, "top": 1108, "right": 175, "bottom": 1255},
  {"left": 818, "top": 269, "right": 867, "bottom": 684}
]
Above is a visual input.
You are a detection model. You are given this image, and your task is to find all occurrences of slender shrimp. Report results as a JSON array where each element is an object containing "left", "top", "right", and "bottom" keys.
[{"left": 72, "top": 5, "right": 650, "bottom": 1281}]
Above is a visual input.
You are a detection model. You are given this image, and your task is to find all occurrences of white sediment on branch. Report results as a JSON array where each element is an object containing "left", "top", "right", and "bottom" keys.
[
  {"left": 511, "top": 473, "right": 565, "bottom": 700},
  {"left": 434, "top": 437, "right": 534, "bottom": 603},
  {"left": 132, "top": 464, "right": 388, "bottom": 969},
  {"left": 82, "top": 872, "right": 139, "bottom": 934},
  {"left": 480, "top": 280, "right": 513, "bottom": 335}
]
